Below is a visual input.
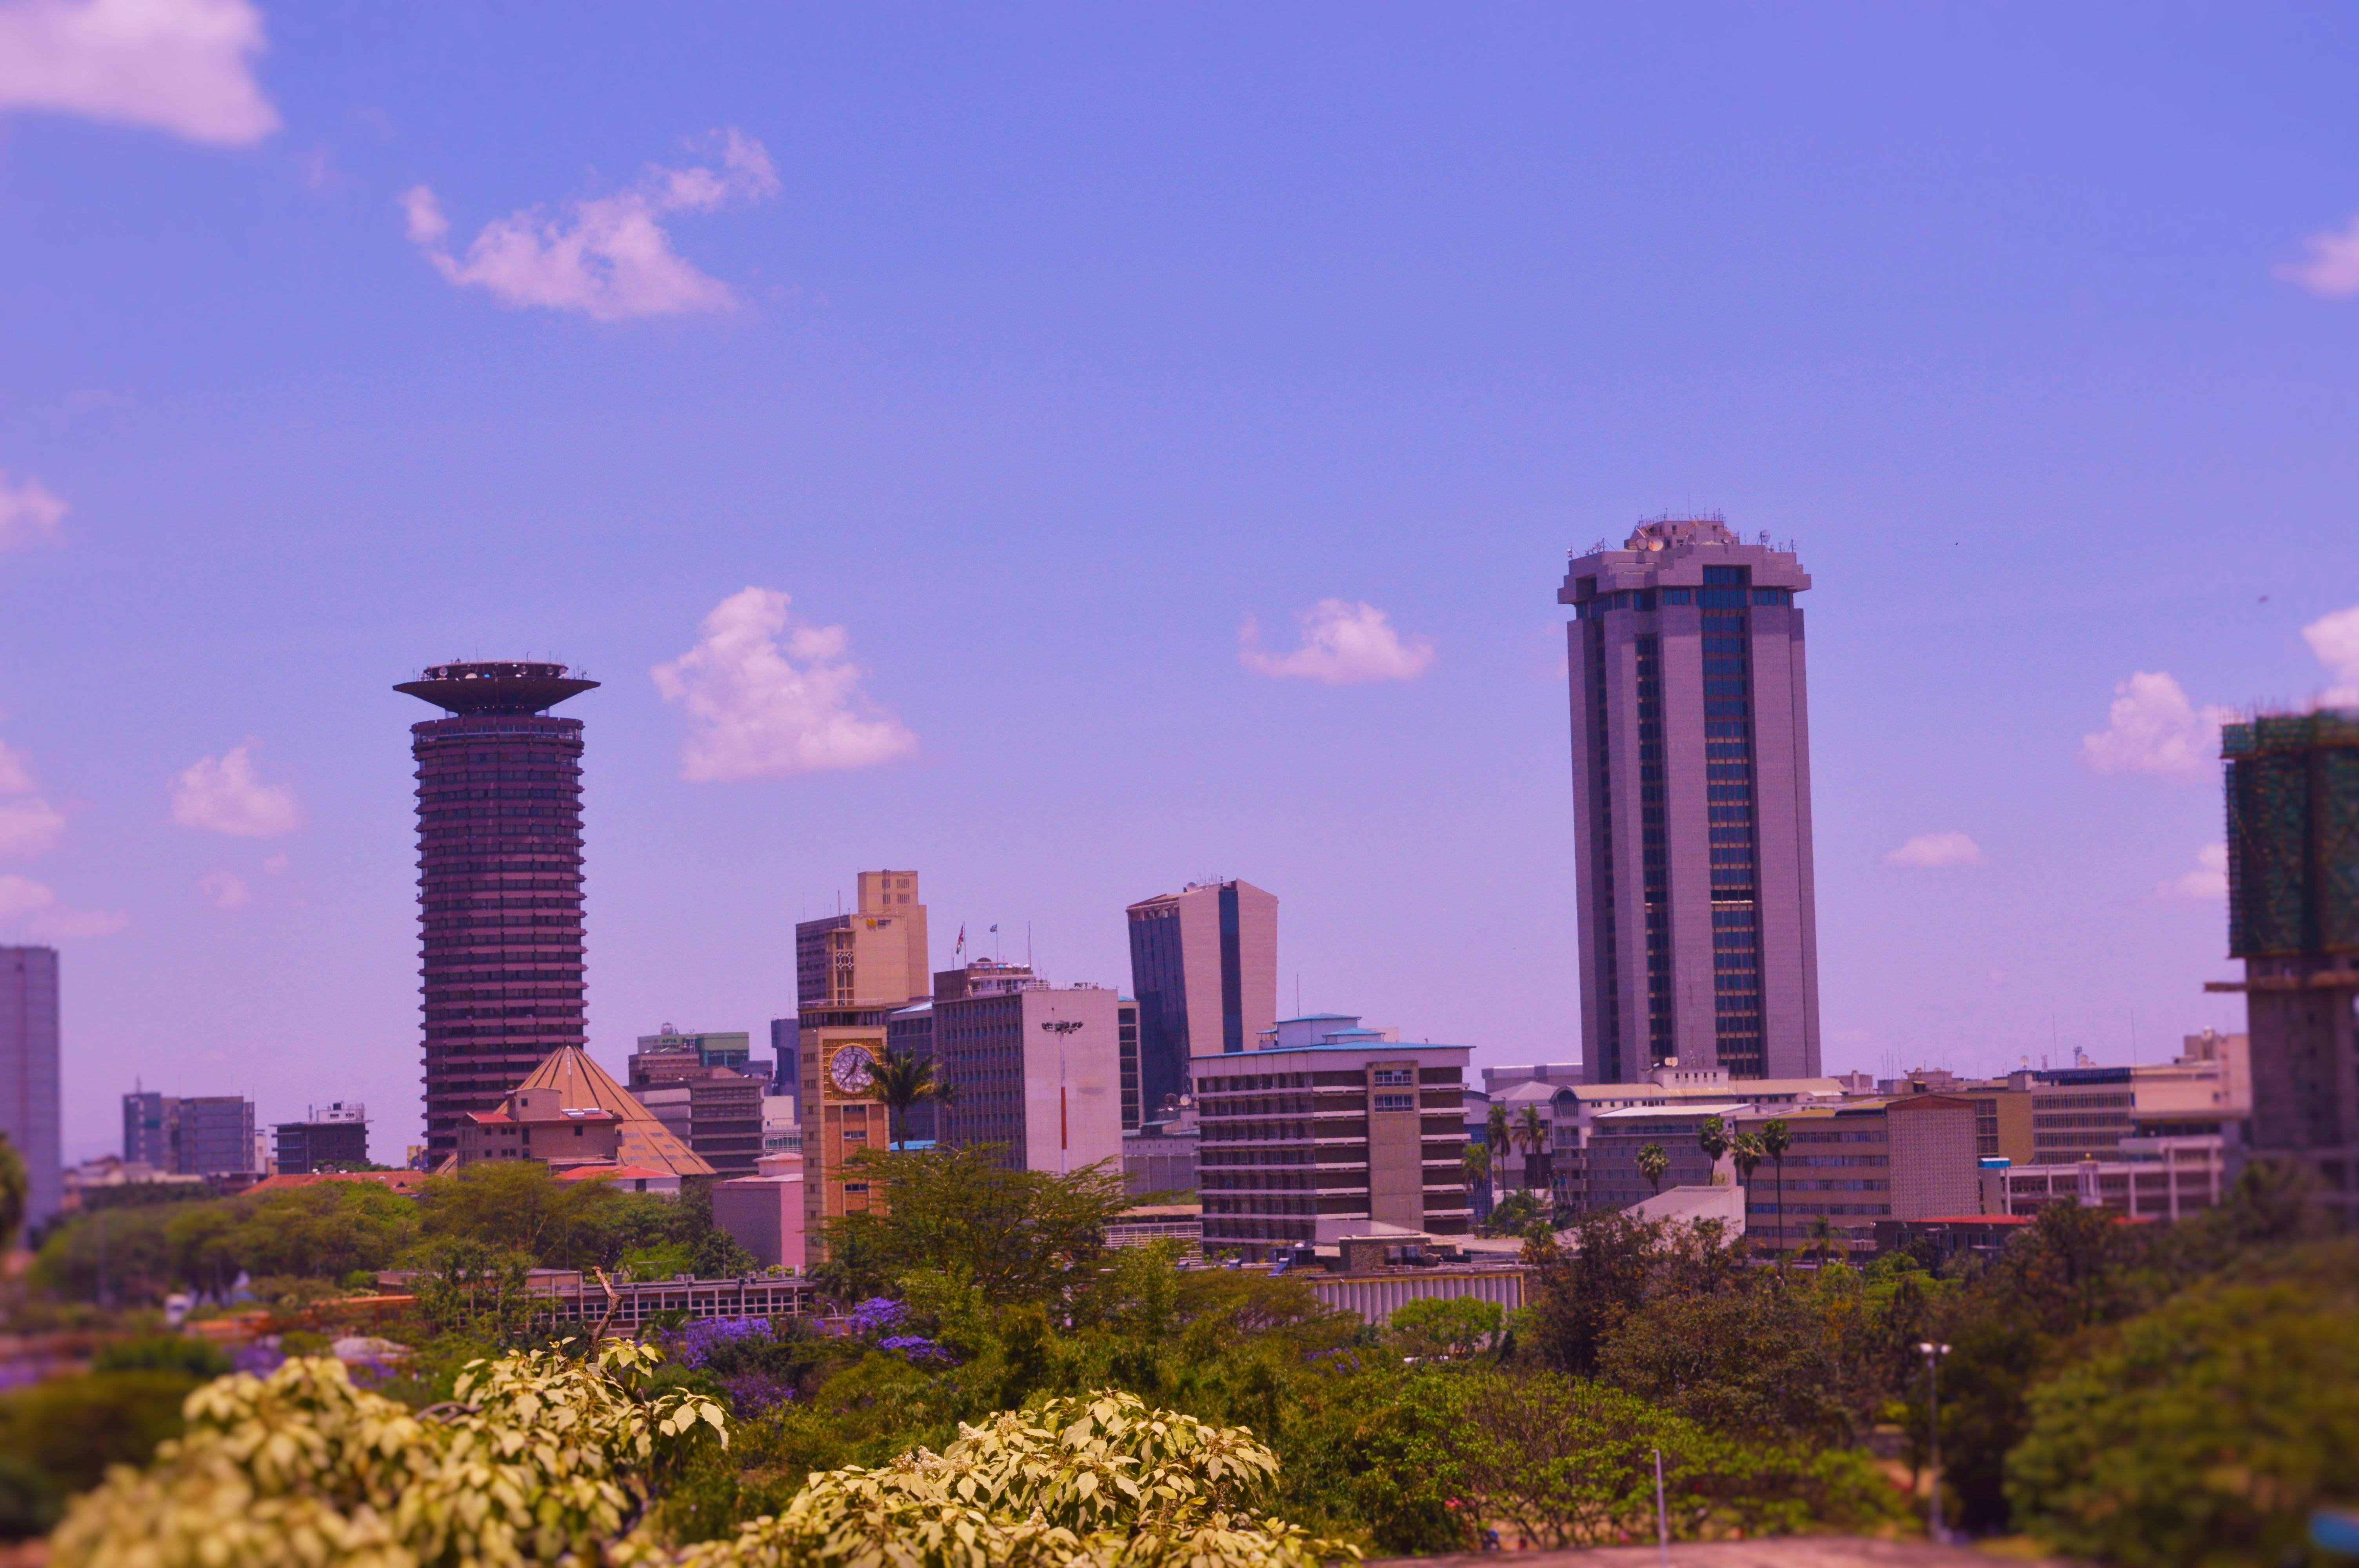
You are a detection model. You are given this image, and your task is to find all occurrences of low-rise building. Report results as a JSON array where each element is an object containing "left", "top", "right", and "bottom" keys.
[
  {"left": 273, "top": 1102, "right": 369, "bottom": 1174},
  {"left": 1123, "top": 1096, "right": 1199, "bottom": 1196},
  {"left": 1732, "top": 1095, "right": 1979, "bottom": 1256},
  {"left": 1980, "top": 1133, "right": 2229, "bottom": 1221},
  {"left": 456, "top": 1086, "right": 623, "bottom": 1169},
  {"left": 1193, "top": 1014, "right": 1470, "bottom": 1262},
  {"left": 713, "top": 1152, "right": 805, "bottom": 1270},
  {"left": 1585, "top": 1102, "right": 1745, "bottom": 1212}
]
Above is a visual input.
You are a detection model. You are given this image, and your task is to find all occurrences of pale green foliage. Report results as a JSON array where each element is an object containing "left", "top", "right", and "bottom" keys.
[
  {"left": 663, "top": 1390, "right": 1358, "bottom": 1568},
  {"left": 1384, "top": 1297, "right": 1503, "bottom": 1361},
  {"left": 51, "top": 1343, "right": 724, "bottom": 1568}
]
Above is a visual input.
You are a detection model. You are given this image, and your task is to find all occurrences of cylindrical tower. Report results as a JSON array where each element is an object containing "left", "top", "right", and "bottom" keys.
[{"left": 395, "top": 661, "right": 598, "bottom": 1161}]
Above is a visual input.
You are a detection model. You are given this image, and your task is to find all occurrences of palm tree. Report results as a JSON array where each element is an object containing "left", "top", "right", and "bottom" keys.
[
  {"left": 1487, "top": 1101, "right": 1510, "bottom": 1156},
  {"left": 1732, "top": 1131, "right": 1765, "bottom": 1222},
  {"left": 1696, "top": 1114, "right": 1731, "bottom": 1180},
  {"left": 868, "top": 1047, "right": 956, "bottom": 1150},
  {"left": 1460, "top": 1140, "right": 1491, "bottom": 1193},
  {"left": 1636, "top": 1141, "right": 1669, "bottom": 1196},
  {"left": 1514, "top": 1105, "right": 1553, "bottom": 1207},
  {"left": 1804, "top": 1214, "right": 1843, "bottom": 1266},
  {"left": 1761, "top": 1119, "right": 1792, "bottom": 1262}
]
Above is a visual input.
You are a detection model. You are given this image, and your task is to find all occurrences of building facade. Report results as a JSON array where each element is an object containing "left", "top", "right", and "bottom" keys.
[
  {"left": 1732, "top": 1095, "right": 1979, "bottom": 1256},
  {"left": 1192, "top": 1016, "right": 1470, "bottom": 1261},
  {"left": 456, "top": 1085, "right": 623, "bottom": 1168},
  {"left": 396, "top": 661, "right": 597, "bottom": 1161},
  {"left": 0, "top": 947, "right": 60, "bottom": 1227},
  {"left": 2215, "top": 709, "right": 2359, "bottom": 1222},
  {"left": 273, "top": 1103, "right": 369, "bottom": 1174},
  {"left": 795, "top": 871, "right": 931, "bottom": 1238},
  {"left": 796, "top": 871, "right": 929, "bottom": 1012},
  {"left": 1560, "top": 517, "right": 1821, "bottom": 1084},
  {"left": 123, "top": 1089, "right": 174, "bottom": 1169},
  {"left": 1126, "top": 880, "right": 1278, "bottom": 1117},
  {"left": 936, "top": 974, "right": 1123, "bottom": 1176},
  {"left": 176, "top": 1096, "right": 258, "bottom": 1176}
]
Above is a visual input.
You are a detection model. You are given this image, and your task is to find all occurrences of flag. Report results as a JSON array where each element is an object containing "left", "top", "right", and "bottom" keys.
[{"left": 955, "top": 924, "right": 965, "bottom": 956}]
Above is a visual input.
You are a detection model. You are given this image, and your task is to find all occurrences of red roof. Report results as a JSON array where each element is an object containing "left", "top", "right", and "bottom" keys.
[{"left": 556, "top": 1163, "right": 674, "bottom": 1182}]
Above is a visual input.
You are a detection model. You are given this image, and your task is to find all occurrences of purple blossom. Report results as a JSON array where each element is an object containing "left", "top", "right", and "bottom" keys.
[
  {"left": 678, "top": 1316, "right": 772, "bottom": 1369},
  {"left": 233, "top": 1338, "right": 285, "bottom": 1377},
  {"left": 719, "top": 1371, "right": 798, "bottom": 1416},
  {"left": 878, "top": 1334, "right": 955, "bottom": 1365},
  {"left": 844, "top": 1298, "right": 908, "bottom": 1337}
]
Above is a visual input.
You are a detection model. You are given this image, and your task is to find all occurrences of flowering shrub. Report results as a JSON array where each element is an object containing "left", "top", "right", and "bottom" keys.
[
  {"left": 878, "top": 1334, "right": 956, "bottom": 1365},
  {"left": 717, "top": 1372, "right": 797, "bottom": 1418},
  {"left": 843, "top": 1297, "right": 908, "bottom": 1337},
  {"left": 678, "top": 1316, "right": 772, "bottom": 1370}
]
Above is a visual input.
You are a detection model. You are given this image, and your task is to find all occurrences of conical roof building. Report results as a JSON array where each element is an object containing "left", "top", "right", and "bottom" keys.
[{"left": 511, "top": 1045, "right": 715, "bottom": 1178}]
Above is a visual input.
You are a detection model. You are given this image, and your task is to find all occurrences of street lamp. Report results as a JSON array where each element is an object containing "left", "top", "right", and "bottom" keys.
[{"left": 1917, "top": 1341, "right": 1954, "bottom": 1543}]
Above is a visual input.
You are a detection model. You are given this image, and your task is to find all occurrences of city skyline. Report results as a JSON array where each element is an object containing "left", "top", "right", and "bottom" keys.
[{"left": 10, "top": 5, "right": 2359, "bottom": 1160}]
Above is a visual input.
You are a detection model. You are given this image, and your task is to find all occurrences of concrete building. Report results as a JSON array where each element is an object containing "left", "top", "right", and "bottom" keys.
[
  {"left": 1732, "top": 1095, "right": 1979, "bottom": 1256},
  {"left": 713, "top": 1152, "right": 806, "bottom": 1271},
  {"left": 1118, "top": 999, "right": 1142, "bottom": 1131},
  {"left": 176, "top": 1096, "right": 257, "bottom": 1176},
  {"left": 1586, "top": 1102, "right": 1745, "bottom": 1212},
  {"left": 796, "top": 871, "right": 929, "bottom": 1013},
  {"left": 273, "top": 1103, "right": 369, "bottom": 1174},
  {"left": 396, "top": 662, "right": 597, "bottom": 1162},
  {"left": 884, "top": 1000, "right": 938, "bottom": 1144},
  {"left": 1559, "top": 517, "right": 1821, "bottom": 1084},
  {"left": 123, "top": 1090, "right": 174, "bottom": 1170},
  {"left": 0, "top": 947, "right": 60, "bottom": 1227},
  {"left": 1123, "top": 1111, "right": 1200, "bottom": 1197},
  {"left": 1125, "top": 879, "right": 1279, "bottom": 1116},
  {"left": 769, "top": 1018, "right": 799, "bottom": 1096},
  {"left": 1192, "top": 1014, "right": 1470, "bottom": 1261},
  {"left": 629, "top": 1042, "right": 764, "bottom": 1176},
  {"left": 634, "top": 1026, "right": 758, "bottom": 1074},
  {"left": 936, "top": 967, "right": 1123, "bottom": 1176},
  {"left": 2215, "top": 708, "right": 2359, "bottom": 1222},
  {"left": 1983, "top": 1137, "right": 2229, "bottom": 1222},
  {"left": 456, "top": 1085, "right": 623, "bottom": 1168},
  {"left": 498, "top": 1045, "right": 712, "bottom": 1178}
]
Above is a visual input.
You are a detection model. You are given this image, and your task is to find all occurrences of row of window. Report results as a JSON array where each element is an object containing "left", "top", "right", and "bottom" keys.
[{"left": 1573, "top": 587, "right": 1798, "bottom": 619}]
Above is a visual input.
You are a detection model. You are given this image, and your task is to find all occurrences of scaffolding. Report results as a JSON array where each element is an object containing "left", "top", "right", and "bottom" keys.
[{"left": 2223, "top": 710, "right": 2359, "bottom": 958}]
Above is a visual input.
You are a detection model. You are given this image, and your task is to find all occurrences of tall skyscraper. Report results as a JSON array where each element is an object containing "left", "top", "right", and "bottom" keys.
[
  {"left": 396, "top": 661, "right": 598, "bottom": 1161},
  {"left": 0, "top": 946, "right": 60, "bottom": 1228},
  {"left": 1125, "top": 879, "right": 1278, "bottom": 1114},
  {"left": 1559, "top": 517, "right": 1821, "bottom": 1084},
  {"left": 2217, "top": 708, "right": 2359, "bottom": 1224}
]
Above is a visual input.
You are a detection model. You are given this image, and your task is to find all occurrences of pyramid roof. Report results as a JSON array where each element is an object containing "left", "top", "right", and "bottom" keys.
[{"left": 512, "top": 1046, "right": 716, "bottom": 1178}]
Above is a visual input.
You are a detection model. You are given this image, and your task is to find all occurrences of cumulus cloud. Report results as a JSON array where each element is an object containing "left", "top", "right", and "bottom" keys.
[
  {"left": 2305, "top": 604, "right": 2359, "bottom": 707},
  {"left": 0, "top": 472, "right": 67, "bottom": 550},
  {"left": 2157, "top": 842, "right": 2229, "bottom": 903},
  {"left": 0, "top": 872, "right": 127, "bottom": 938},
  {"left": 1885, "top": 831, "right": 1987, "bottom": 869},
  {"left": 2277, "top": 214, "right": 2359, "bottom": 298},
  {"left": 0, "top": 740, "right": 66, "bottom": 860},
  {"left": 2080, "top": 671, "right": 2232, "bottom": 776},
  {"left": 1239, "top": 599, "right": 1437, "bottom": 685},
  {"left": 0, "top": 0, "right": 278, "bottom": 145},
  {"left": 652, "top": 587, "right": 918, "bottom": 781},
  {"left": 169, "top": 740, "right": 302, "bottom": 836},
  {"left": 405, "top": 129, "right": 778, "bottom": 321},
  {"left": 198, "top": 867, "right": 251, "bottom": 910}
]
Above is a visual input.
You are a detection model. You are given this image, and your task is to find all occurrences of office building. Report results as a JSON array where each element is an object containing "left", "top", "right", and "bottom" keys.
[
  {"left": 1730, "top": 1096, "right": 1979, "bottom": 1256},
  {"left": 2213, "top": 708, "right": 2359, "bottom": 1221},
  {"left": 1192, "top": 1014, "right": 1470, "bottom": 1261},
  {"left": 1585, "top": 1102, "right": 1748, "bottom": 1212},
  {"left": 176, "top": 1096, "right": 257, "bottom": 1177},
  {"left": 713, "top": 1152, "right": 807, "bottom": 1271},
  {"left": 1118, "top": 999, "right": 1142, "bottom": 1131},
  {"left": 796, "top": 871, "right": 929, "bottom": 1011},
  {"left": 273, "top": 1103, "right": 369, "bottom": 1174},
  {"left": 769, "top": 1018, "right": 800, "bottom": 1096},
  {"left": 1126, "top": 879, "right": 1279, "bottom": 1116},
  {"left": 635, "top": 1025, "right": 766, "bottom": 1081},
  {"left": 936, "top": 965, "right": 1123, "bottom": 1176},
  {"left": 1559, "top": 517, "right": 1821, "bottom": 1083},
  {"left": 396, "top": 661, "right": 597, "bottom": 1161},
  {"left": 884, "top": 999, "right": 938, "bottom": 1145},
  {"left": 0, "top": 946, "right": 60, "bottom": 1227},
  {"left": 123, "top": 1089, "right": 173, "bottom": 1169},
  {"left": 1982, "top": 1136, "right": 2229, "bottom": 1222}
]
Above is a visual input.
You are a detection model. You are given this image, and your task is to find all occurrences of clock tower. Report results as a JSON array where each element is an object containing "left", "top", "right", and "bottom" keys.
[{"left": 796, "top": 869, "right": 930, "bottom": 1241}]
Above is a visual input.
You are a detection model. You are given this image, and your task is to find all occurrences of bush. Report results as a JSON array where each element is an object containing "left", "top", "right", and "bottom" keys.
[
  {"left": 2006, "top": 1248, "right": 2359, "bottom": 1567},
  {"left": 92, "top": 1335, "right": 234, "bottom": 1380},
  {"left": 0, "top": 1369, "right": 201, "bottom": 1497}
]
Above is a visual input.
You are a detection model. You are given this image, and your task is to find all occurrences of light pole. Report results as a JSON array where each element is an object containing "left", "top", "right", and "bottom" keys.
[{"left": 1917, "top": 1341, "right": 1953, "bottom": 1543}]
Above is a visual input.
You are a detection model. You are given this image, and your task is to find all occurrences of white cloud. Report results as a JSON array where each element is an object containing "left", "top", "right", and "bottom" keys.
[
  {"left": 2157, "top": 842, "right": 2229, "bottom": 903},
  {"left": 198, "top": 867, "right": 251, "bottom": 910},
  {"left": 168, "top": 740, "right": 301, "bottom": 836},
  {"left": 0, "top": 872, "right": 127, "bottom": 938},
  {"left": 0, "top": 471, "right": 67, "bottom": 550},
  {"left": 2079, "top": 671, "right": 2232, "bottom": 776},
  {"left": 652, "top": 586, "right": 918, "bottom": 781},
  {"left": 2277, "top": 214, "right": 2359, "bottom": 298},
  {"left": 0, "top": 0, "right": 278, "bottom": 145},
  {"left": 1884, "top": 831, "right": 1987, "bottom": 869},
  {"left": 404, "top": 129, "right": 778, "bottom": 322},
  {"left": 1239, "top": 599, "right": 1437, "bottom": 685},
  {"left": 0, "top": 740, "right": 65, "bottom": 860},
  {"left": 2304, "top": 604, "right": 2359, "bottom": 707}
]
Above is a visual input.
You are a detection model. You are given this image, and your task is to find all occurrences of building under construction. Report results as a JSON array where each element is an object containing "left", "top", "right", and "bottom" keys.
[{"left": 2216, "top": 708, "right": 2359, "bottom": 1222}]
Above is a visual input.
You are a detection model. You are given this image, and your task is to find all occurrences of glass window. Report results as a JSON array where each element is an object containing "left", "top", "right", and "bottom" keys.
[
  {"left": 1703, "top": 566, "right": 1748, "bottom": 586},
  {"left": 1660, "top": 588, "right": 1692, "bottom": 605}
]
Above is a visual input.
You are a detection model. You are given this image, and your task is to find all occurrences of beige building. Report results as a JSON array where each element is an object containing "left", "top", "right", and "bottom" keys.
[
  {"left": 456, "top": 1085, "right": 623, "bottom": 1169},
  {"left": 1125, "top": 879, "right": 1279, "bottom": 1119},
  {"left": 1731, "top": 1094, "right": 1979, "bottom": 1256},
  {"left": 1192, "top": 1015, "right": 1469, "bottom": 1261},
  {"left": 796, "top": 869, "right": 932, "bottom": 1245},
  {"left": 936, "top": 968, "right": 1124, "bottom": 1177}
]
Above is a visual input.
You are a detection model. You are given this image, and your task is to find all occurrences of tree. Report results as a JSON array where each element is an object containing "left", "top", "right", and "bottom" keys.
[
  {"left": 1695, "top": 1115, "right": 1730, "bottom": 1177},
  {"left": 818, "top": 1145, "right": 1135, "bottom": 1307},
  {"left": 1512, "top": 1107, "right": 1551, "bottom": 1197},
  {"left": 1803, "top": 1214, "right": 1843, "bottom": 1265},
  {"left": 670, "top": 1390, "right": 1354, "bottom": 1568},
  {"left": 1760, "top": 1120, "right": 1792, "bottom": 1260},
  {"left": 867, "top": 1046, "right": 957, "bottom": 1151},
  {"left": 416, "top": 1159, "right": 622, "bottom": 1267},
  {"left": 1732, "top": 1131, "right": 1764, "bottom": 1209},
  {"left": 1459, "top": 1141, "right": 1490, "bottom": 1193},
  {"left": 1636, "top": 1142, "right": 1669, "bottom": 1196},
  {"left": 1386, "top": 1296, "right": 1504, "bottom": 1361},
  {"left": 1486, "top": 1102, "right": 1510, "bottom": 1159},
  {"left": 0, "top": 1134, "right": 25, "bottom": 1254},
  {"left": 49, "top": 1345, "right": 726, "bottom": 1568},
  {"left": 1596, "top": 1288, "right": 1854, "bottom": 1444}
]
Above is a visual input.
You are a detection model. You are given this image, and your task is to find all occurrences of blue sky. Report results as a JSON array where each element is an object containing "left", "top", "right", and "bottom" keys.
[{"left": 4, "top": 2, "right": 2359, "bottom": 1161}]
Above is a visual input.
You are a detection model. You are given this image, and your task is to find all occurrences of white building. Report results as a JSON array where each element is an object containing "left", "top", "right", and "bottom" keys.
[{"left": 937, "top": 973, "right": 1124, "bottom": 1178}]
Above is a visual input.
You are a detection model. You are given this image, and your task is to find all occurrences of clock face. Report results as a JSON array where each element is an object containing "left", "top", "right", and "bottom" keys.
[{"left": 829, "top": 1045, "right": 875, "bottom": 1096}]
